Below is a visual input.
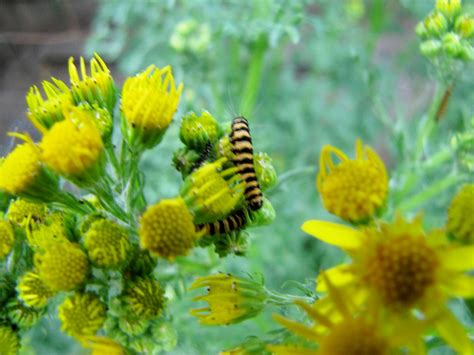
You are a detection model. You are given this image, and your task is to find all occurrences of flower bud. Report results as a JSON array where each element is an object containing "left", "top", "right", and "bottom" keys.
[
  {"left": 0, "top": 220, "right": 14, "bottom": 260},
  {"left": 179, "top": 111, "right": 223, "bottom": 150},
  {"left": 420, "top": 39, "right": 443, "bottom": 57},
  {"left": 415, "top": 22, "right": 428, "bottom": 39},
  {"left": 254, "top": 152, "right": 278, "bottom": 191},
  {"left": 455, "top": 14, "right": 474, "bottom": 38},
  {"left": 436, "top": 0, "right": 461, "bottom": 20},
  {"left": 6, "top": 199, "right": 47, "bottom": 226},
  {"left": 442, "top": 32, "right": 463, "bottom": 58},
  {"left": 447, "top": 184, "right": 474, "bottom": 243},
  {"left": 6, "top": 298, "right": 43, "bottom": 328},
  {"left": 424, "top": 12, "right": 448, "bottom": 37},
  {"left": 17, "top": 271, "right": 54, "bottom": 309},
  {"left": 122, "top": 277, "right": 165, "bottom": 320}
]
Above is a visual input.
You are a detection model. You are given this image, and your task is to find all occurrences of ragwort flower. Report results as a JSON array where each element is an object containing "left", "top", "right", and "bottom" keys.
[
  {"left": 84, "top": 219, "right": 131, "bottom": 268},
  {"left": 121, "top": 65, "right": 183, "bottom": 149},
  {"left": 0, "top": 325, "right": 20, "bottom": 355},
  {"left": 447, "top": 184, "right": 474, "bottom": 243},
  {"left": 122, "top": 277, "right": 165, "bottom": 320},
  {"left": 36, "top": 241, "right": 89, "bottom": 291},
  {"left": 68, "top": 53, "right": 116, "bottom": 113},
  {"left": 6, "top": 199, "right": 47, "bottom": 226},
  {"left": 17, "top": 271, "right": 54, "bottom": 309},
  {"left": 317, "top": 139, "right": 388, "bottom": 223},
  {"left": 190, "top": 273, "right": 267, "bottom": 325},
  {"left": 26, "top": 78, "right": 72, "bottom": 130},
  {"left": 0, "top": 220, "right": 15, "bottom": 260},
  {"left": 58, "top": 292, "right": 106, "bottom": 339},
  {"left": 271, "top": 275, "right": 428, "bottom": 355},
  {"left": 40, "top": 105, "right": 104, "bottom": 184},
  {"left": 139, "top": 197, "right": 197, "bottom": 259},
  {"left": 6, "top": 298, "right": 43, "bottom": 328},
  {"left": 302, "top": 215, "right": 474, "bottom": 353}
]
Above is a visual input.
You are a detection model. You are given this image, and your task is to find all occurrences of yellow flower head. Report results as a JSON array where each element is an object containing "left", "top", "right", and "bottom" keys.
[
  {"left": 80, "top": 336, "right": 125, "bottom": 355},
  {"left": 6, "top": 298, "right": 42, "bottom": 328},
  {"left": 68, "top": 53, "right": 116, "bottom": 113},
  {"left": 139, "top": 197, "right": 197, "bottom": 259},
  {"left": 302, "top": 215, "right": 474, "bottom": 353},
  {"left": 27, "top": 212, "right": 69, "bottom": 250},
  {"left": 272, "top": 275, "right": 428, "bottom": 355},
  {"left": 455, "top": 14, "right": 474, "bottom": 39},
  {"left": 0, "top": 220, "right": 14, "bottom": 260},
  {"left": 181, "top": 159, "right": 245, "bottom": 224},
  {"left": 189, "top": 273, "right": 267, "bottom": 326},
  {"left": 123, "top": 277, "right": 165, "bottom": 320},
  {"left": 26, "top": 78, "right": 72, "bottom": 130},
  {"left": 40, "top": 106, "right": 104, "bottom": 180},
  {"left": 0, "top": 142, "right": 41, "bottom": 195},
  {"left": 17, "top": 271, "right": 54, "bottom": 309},
  {"left": 447, "top": 184, "right": 474, "bottom": 243},
  {"left": 0, "top": 325, "right": 20, "bottom": 355},
  {"left": 84, "top": 219, "right": 131, "bottom": 268},
  {"left": 436, "top": 0, "right": 462, "bottom": 20},
  {"left": 36, "top": 241, "right": 89, "bottom": 291},
  {"left": 7, "top": 199, "right": 47, "bottom": 226},
  {"left": 179, "top": 111, "right": 223, "bottom": 150},
  {"left": 58, "top": 292, "right": 106, "bottom": 339},
  {"left": 121, "top": 65, "right": 183, "bottom": 149},
  {"left": 317, "top": 139, "right": 388, "bottom": 223}
]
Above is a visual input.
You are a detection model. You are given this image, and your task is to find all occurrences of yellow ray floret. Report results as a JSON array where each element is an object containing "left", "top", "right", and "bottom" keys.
[
  {"left": 301, "top": 215, "right": 474, "bottom": 354},
  {"left": 139, "top": 197, "right": 197, "bottom": 259},
  {"left": 40, "top": 106, "right": 104, "bottom": 178},
  {"left": 317, "top": 139, "right": 388, "bottom": 223},
  {"left": 17, "top": 271, "right": 54, "bottom": 309}
]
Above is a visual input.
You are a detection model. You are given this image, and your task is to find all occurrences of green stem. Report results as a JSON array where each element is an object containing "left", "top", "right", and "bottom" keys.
[
  {"left": 239, "top": 36, "right": 267, "bottom": 118},
  {"left": 397, "top": 174, "right": 462, "bottom": 213},
  {"left": 266, "top": 289, "right": 314, "bottom": 307}
]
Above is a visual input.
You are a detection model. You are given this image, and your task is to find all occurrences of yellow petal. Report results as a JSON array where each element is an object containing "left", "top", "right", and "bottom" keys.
[
  {"left": 434, "top": 309, "right": 472, "bottom": 355},
  {"left": 440, "top": 246, "right": 474, "bottom": 271},
  {"left": 301, "top": 221, "right": 362, "bottom": 250},
  {"left": 316, "top": 264, "right": 355, "bottom": 292},
  {"left": 272, "top": 314, "right": 321, "bottom": 342},
  {"left": 294, "top": 300, "right": 332, "bottom": 328},
  {"left": 442, "top": 274, "right": 474, "bottom": 298}
]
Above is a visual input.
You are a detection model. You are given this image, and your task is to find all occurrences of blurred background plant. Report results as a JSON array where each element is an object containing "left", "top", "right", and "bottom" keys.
[{"left": 1, "top": 0, "right": 473, "bottom": 354}]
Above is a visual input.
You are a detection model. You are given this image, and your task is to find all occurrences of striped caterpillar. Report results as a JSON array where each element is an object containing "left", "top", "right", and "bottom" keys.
[{"left": 196, "top": 209, "right": 247, "bottom": 236}]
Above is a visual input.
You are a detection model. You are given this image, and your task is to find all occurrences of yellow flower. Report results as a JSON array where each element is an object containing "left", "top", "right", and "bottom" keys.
[
  {"left": 189, "top": 273, "right": 267, "bottom": 326},
  {"left": 6, "top": 298, "right": 42, "bottom": 328},
  {"left": 36, "top": 241, "right": 89, "bottom": 291},
  {"left": 27, "top": 212, "right": 69, "bottom": 250},
  {"left": 58, "top": 292, "right": 106, "bottom": 339},
  {"left": 317, "top": 139, "right": 388, "bottom": 223},
  {"left": 181, "top": 160, "right": 245, "bottom": 224},
  {"left": 139, "top": 197, "right": 197, "bottom": 259},
  {"left": 436, "top": 0, "right": 461, "bottom": 20},
  {"left": 84, "top": 219, "right": 131, "bottom": 268},
  {"left": 0, "top": 325, "right": 20, "bottom": 355},
  {"left": 0, "top": 220, "right": 14, "bottom": 260},
  {"left": 179, "top": 111, "right": 223, "bottom": 149},
  {"left": 80, "top": 336, "right": 125, "bottom": 355},
  {"left": 302, "top": 215, "right": 474, "bottom": 354},
  {"left": 26, "top": 78, "right": 72, "bottom": 130},
  {"left": 17, "top": 271, "right": 54, "bottom": 309},
  {"left": 7, "top": 199, "right": 47, "bottom": 226},
  {"left": 123, "top": 277, "right": 165, "bottom": 320},
  {"left": 272, "top": 274, "right": 428, "bottom": 355},
  {"left": 68, "top": 53, "right": 116, "bottom": 113},
  {"left": 40, "top": 106, "right": 104, "bottom": 182},
  {"left": 121, "top": 65, "right": 183, "bottom": 149},
  {"left": 447, "top": 184, "right": 474, "bottom": 243}
]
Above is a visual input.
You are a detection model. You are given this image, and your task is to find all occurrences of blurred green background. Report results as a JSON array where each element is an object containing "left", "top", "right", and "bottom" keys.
[{"left": 1, "top": 0, "right": 473, "bottom": 354}]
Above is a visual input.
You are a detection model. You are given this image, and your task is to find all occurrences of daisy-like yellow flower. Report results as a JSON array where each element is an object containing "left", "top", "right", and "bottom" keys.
[
  {"left": 68, "top": 53, "right": 116, "bottom": 113},
  {"left": 40, "top": 105, "right": 104, "bottom": 184},
  {"left": 0, "top": 140, "right": 58, "bottom": 199},
  {"left": 317, "top": 139, "right": 388, "bottom": 223},
  {"left": 6, "top": 298, "right": 42, "bottom": 328},
  {"left": 139, "top": 197, "right": 197, "bottom": 259},
  {"left": 17, "top": 271, "right": 55, "bottom": 309},
  {"left": 179, "top": 110, "right": 223, "bottom": 150},
  {"left": 7, "top": 199, "right": 47, "bottom": 226},
  {"left": 58, "top": 292, "right": 106, "bottom": 339},
  {"left": 271, "top": 274, "right": 428, "bottom": 355},
  {"left": 26, "top": 78, "right": 72, "bottom": 130},
  {"left": 26, "top": 212, "right": 69, "bottom": 250},
  {"left": 122, "top": 277, "right": 165, "bottom": 320},
  {"left": 302, "top": 215, "right": 474, "bottom": 354},
  {"left": 0, "top": 220, "right": 15, "bottom": 260},
  {"left": 447, "top": 184, "right": 474, "bottom": 243},
  {"left": 181, "top": 159, "right": 245, "bottom": 224},
  {"left": 0, "top": 325, "right": 20, "bottom": 355},
  {"left": 121, "top": 65, "right": 183, "bottom": 149},
  {"left": 189, "top": 273, "right": 267, "bottom": 326},
  {"left": 36, "top": 241, "right": 89, "bottom": 291},
  {"left": 84, "top": 219, "right": 131, "bottom": 268}
]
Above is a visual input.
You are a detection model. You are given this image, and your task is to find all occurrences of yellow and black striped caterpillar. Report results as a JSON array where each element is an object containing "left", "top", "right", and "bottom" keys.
[
  {"left": 191, "top": 141, "right": 213, "bottom": 172},
  {"left": 196, "top": 209, "right": 247, "bottom": 236},
  {"left": 229, "top": 116, "right": 263, "bottom": 211}
]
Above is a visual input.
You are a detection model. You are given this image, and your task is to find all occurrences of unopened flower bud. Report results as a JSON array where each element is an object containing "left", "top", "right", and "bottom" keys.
[
  {"left": 455, "top": 14, "right": 474, "bottom": 38},
  {"left": 424, "top": 12, "right": 448, "bottom": 37},
  {"left": 179, "top": 111, "right": 223, "bottom": 150},
  {"left": 420, "top": 39, "right": 443, "bottom": 57}
]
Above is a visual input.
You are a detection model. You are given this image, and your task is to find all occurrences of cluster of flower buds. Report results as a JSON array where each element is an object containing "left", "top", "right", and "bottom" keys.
[{"left": 416, "top": 0, "right": 474, "bottom": 61}]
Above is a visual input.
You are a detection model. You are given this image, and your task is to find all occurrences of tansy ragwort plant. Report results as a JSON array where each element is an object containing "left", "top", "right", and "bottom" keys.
[{"left": 0, "top": 54, "right": 279, "bottom": 354}]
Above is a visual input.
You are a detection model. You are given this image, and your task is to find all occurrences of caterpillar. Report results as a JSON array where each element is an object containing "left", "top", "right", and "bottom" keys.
[
  {"left": 191, "top": 140, "right": 213, "bottom": 171},
  {"left": 229, "top": 116, "right": 263, "bottom": 211},
  {"left": 196, "top": 209, "right": 247, "bottom": 236}
]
